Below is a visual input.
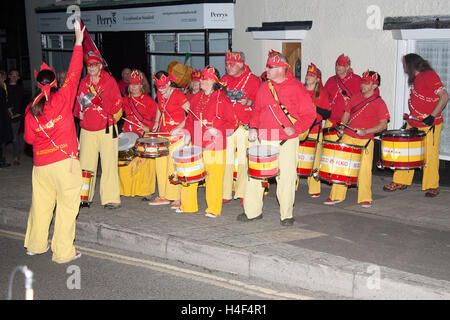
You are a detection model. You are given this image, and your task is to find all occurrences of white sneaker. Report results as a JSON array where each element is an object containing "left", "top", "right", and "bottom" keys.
[
  {"left": 323, "top": 199, "right": 344, "bottom": 205},
  {"left": 175, "top": 208, "right": 184, "bottom": 213},
  {"left": 205, "top": 213, "right": 218, "bottom": 218},
  {"left": 26, "top": 245, "right": 50, "bottom": 256}
]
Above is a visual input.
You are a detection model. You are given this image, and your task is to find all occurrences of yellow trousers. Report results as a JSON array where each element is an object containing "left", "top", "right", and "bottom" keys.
[
  {"left": 24, "top": 158, "right": 82, "bottom": 263},
  {"left": 155, "top": 138, "right": 183, "bottom": 201},
  {"left": 302, "top": 132, "right": 322, "bottom": 195},
  {"left": 180, "top": 149, "right": 226, "bottom": 216},
  {"left": 244, "top": 137, "right": 299, "bottom": 221},
  {"left": 118, "top": 157, "right": 156, "bottom": 197},
  {"left": 79, "top": 126, "right": 120, "bottom": 205},
  {"left": 328, "top": 135, "right": 373, "bottom": 203},
  {"left": 392, "top": 123, "right": 442, "bottom": 190},
  {"left": 223, "top": 126, "right": 249, "bottom": 200}
]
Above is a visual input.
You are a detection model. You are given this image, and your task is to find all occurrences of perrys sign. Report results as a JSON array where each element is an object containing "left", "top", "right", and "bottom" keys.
[{"left": 37, "top": 3, "right": 234, "bottom": 32}]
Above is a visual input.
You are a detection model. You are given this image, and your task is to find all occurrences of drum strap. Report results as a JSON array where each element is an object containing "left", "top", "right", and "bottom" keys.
[
  {"left": 336, "top": 77, "right": 353, "bottom": 100},
  {"left": 267, "top": 80, "right": 297, "bottom": 126},
  {"left": 130, "top": 97, "right": 153, "bottom": 128}
]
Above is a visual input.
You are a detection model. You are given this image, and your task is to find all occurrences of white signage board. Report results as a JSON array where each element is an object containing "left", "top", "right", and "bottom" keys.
[{"left": 37, "top": 3, "right": 234, "bottom": 33}]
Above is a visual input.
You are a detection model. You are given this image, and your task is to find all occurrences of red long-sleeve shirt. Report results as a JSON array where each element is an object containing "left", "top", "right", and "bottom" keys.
[
  {"left": 121, "top": 94, "right": 157, "bottom": 136},
  {"left": 250, "top": 74, "right": 316, "bottom": 141},
  {"left": 24, "top": 45, "right": 83, "bottom": 166},
  {"left": 324, "top": 72, "right": 362, "bottom": 126},
  {"left": 221, "top": 67, "right": 261, "bottom": 126},
  {"left": 185, "top": 90, "right": 237, "bottom": 151},
  {"left": 74, "top": 70, "right": 122, "bottom": 131},
  {"left": 307, "top": 87, "right": 331, "bottom": 134}
]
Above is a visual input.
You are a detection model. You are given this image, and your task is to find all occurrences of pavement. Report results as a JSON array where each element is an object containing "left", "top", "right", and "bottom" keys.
[{"left": 1, "top": 145, "right": 450, "bottom": 300}]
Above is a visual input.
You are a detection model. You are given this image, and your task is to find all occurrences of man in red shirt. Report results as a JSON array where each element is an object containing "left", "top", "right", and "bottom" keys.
[
  {"left": 324, "top": 71, "right": 389, "bottom": 207},
  {"left": 23, "top": 20, "right": 84, "bottom": 263},
  {"left": 118, "top": 67, "right": 131, "bottom": 97},
  {"left": 324, "top": 54, "right": 362, "bottom": 127},
  {"left": 74, "top": 50, "right": 123, "bottom": 209},
  {"left": 221, "top": 51, "right": 261, "bottom": 205},
  {"left": 237, "top": 50, "right": 315, "bottom": 226},
  {"left": 384, "top": 54, "right": 449, "bottom": 197}
]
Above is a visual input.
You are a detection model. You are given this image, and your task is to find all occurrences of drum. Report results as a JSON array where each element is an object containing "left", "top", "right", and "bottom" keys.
[
  {"left": 380, "top": 129, "right": 426, "bottom": 170},
  {"left": 248, "top": 145, "right": 279, "bottom": 180},
  {"left": 136, "top": 137, "right": 170, "bottom": 158},
  {"left": 118, "top": 132, "right": 139, "bottom": 166},
  {"left": 297, "top": 139, "right": 317, "bottom": 177},
  {"left": 322, "top": 127, "right": 339, "bottom": 142},
  {"left": 80, "top": 169, "right": 94, "bottom": 206},
  {"left": 172, "top": 146, "right": 206, "bottom": 184},
  {"left": 318, "top": 140, "right": 364, "bottom": 186}
]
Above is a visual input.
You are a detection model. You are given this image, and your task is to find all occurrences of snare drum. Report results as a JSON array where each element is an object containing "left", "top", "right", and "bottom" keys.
[
  {"left": 118, "top": 132, "right": 139, "bottom": 166},
  {"left": 297, "top": 139, "right": 317, "bottom": 177},
  {"left": 248, "top": 145, "right": 279, "bottom": 180},
  {"left": 81, "top": 169, "right": 94, "bottom": 206},
  {"left": 380, "top": 129, "right": 426, "bottom": 170},
  {"left": 172, "top": 146, "right": 207, "bottom": 184},
  {"left": 318, "top": 140, "right": 363, "bottom": 185},
  {"left": 136, "top": 137, "right": 170, "bottom": 158}
]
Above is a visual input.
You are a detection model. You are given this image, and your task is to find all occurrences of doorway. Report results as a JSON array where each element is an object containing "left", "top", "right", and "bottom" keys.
[
  {"left": 101, "top": 31, "right": 148, "bottom": 83},
  {"left": 282, "top": 42, "right": 302, "bottom": 81}
]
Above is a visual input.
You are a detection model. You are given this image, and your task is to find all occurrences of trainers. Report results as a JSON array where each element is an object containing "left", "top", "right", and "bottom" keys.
[
  {"left": 26, "top": 245, "right": 50, "bottom": 256},
  {"left": 70, "top": 251, "right": 82, "bottom": 262},
  {"left": 170, "top": 202, "right": 181, "bottom": 209},
  {"left": 323, "top": 198, "right": 343, "bottom": 205},
  {"left": 148, "top": 197, "right": 170, "bottom": 206},
  {"left": 205, "top": 213, "right": 218, "bottom": 218},
  {"left": 310, "top": 193, "right": 320, "bottom": 198},
  {"left": 280, "top": 218, "right": 295, "bottom": 226},
  {"left": 425, "top": 188, "right": 439, "bottom": 198},
  {"left": 360, "top": 201, "right": 372, "bottom": 208},
  {"left": 236, "top": 212, "right": 263, "bottom": 222},
  {"left": 383, "top": 182, "right": 407, "bottom": 192},
  {"left": 175, "top": 208, "right": 184, "bottom": 213},
  {"left": 222, "top": 199, "right": 231, "bottom": 204},
  {"left": 104, "top": 203, "right": 121, "bottom": 209}
]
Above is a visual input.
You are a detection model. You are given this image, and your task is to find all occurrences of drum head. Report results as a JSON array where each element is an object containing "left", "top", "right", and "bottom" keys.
[
  {"left": 248, "top": 145, "right": 279, "bottom": 157},
  {"left": 381, "top": 129, "right": 426, "bottom": 138},
  {"left": 172, "top": 146, "right": 203, "bottom": 159},
  {"left": 118, "top": 132, "right": 139, "bottom": 151},
  {"left": 137, "top": 137, "right": 170, "bottom": 145}
]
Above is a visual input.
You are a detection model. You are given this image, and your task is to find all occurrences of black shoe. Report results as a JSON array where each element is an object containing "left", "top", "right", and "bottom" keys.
[
  {"left": 280, "top": 218, "right": 295, "bottom": 226},
  {"left": 236, "top": 213, "right": 263, "bottom": 222},
  {"left": 425, "top": 188, "right": 439, "bottom": 198},
  {"left": 80, "top": 202, "right": 91, "bottom": 208},
  {"left": 0, "top": 162, "right": 11, "bottom": 168},
  {"left": 104, "top": 203, "right": 121, "bottom": 209}
]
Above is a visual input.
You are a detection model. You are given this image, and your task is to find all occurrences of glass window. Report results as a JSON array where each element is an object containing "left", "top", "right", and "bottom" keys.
[
  {"left": 150, "top": 34, "right": 176, "bottom": 53},
  {"left": 416, "top": 40, "right": 450, "bottom": 158},
  {"left": 42, "top": 51, "right": 72, "bottom": 73},
  {"left": 46, "top": 35, "right": 61, "bottom": 49},
  {"left": 209, "top": 32, "right": 228, "bottom": 53},
  {"left": 63, "top": 35, "right": 75, "bottom": 50},
  {"left": 209, "top": 55, "right": 225, "bottom": 77},
  {"left": 178, "top": 33, "right": 204, "bottom": 53}
]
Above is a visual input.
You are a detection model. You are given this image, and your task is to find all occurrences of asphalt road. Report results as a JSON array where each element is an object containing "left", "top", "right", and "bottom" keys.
[{"left": 1, "top": 227, "right": 343, "bottom": 302}]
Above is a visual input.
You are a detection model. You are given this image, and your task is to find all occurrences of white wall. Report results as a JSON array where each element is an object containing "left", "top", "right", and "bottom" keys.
[{"left": 233, "top": 0, "right": 450, "bottom": 129}]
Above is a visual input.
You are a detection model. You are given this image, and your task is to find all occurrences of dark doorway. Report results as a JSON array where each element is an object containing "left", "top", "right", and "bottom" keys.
[{"left": 101, "top": 31, "right": 148, "bottom": 83}]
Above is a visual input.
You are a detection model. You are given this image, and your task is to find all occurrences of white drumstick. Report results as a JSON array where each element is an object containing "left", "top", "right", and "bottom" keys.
[{"left": 123, "top": 117, "right": 146, "bottom": 131}]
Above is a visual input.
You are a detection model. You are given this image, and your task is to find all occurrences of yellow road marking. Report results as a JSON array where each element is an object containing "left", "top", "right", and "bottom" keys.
[{"left": 0, "top": 228, "right": 314, "bottom": 300}]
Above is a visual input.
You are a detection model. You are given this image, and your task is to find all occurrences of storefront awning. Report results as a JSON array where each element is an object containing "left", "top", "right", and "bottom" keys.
[
  {"left": 246, "top": 21, "right": 312, "bottom": 40},
  {"left": 384, "top": 15, "right": 450, "bottom": 40}
]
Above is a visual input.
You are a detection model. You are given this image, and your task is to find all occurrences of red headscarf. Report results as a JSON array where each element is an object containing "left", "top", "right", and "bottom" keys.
[
  {"left": 84, "top": 49, "right": 104, "bottom": 66},
  {"left": 225, "top": 51, "right": 245, "bottom": 64},
  {"left": 200, "top": 66, "right": 219, "bottom": 83},
  {"left": 32, "top": 62, "right": 57, "bottom": 107},
  {"left": 306, "top": 63, "right": 323, "bottom": 87}
]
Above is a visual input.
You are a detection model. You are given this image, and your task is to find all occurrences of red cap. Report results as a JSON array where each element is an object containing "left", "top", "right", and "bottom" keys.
[
  {"left": 85, "top": 50, "right": 104, "bottom": 65},
  {"left": 129, "top": 70, "right": 143, "bottom": 85},
  {"left": 336, "top": 54, "right": 350, "bottom": 67},
  {"left": 266, "top": 50, "right": 290, "bottom": 69},
  {"left": 153, "top": 72, "right": 177, "bottom": 88},
  {"left": 362, "top": 70, "right": 379, "bottom": 85}
]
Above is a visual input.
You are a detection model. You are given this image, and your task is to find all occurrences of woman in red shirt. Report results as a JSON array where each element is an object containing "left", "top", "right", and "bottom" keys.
[
  {"left": 302, "top": 63, "right": 331, "bottom": 198},
  {"left": 119, "top": 70, "right": 157, "bottom": 199},
  {"left": 176, "top": 66, "right": 237, "bottom": 217},
  {"left": 185, "top": 69, "right": 201, "bottom": 102},
  {"left": 149, "top": 71, "right": 189, "bottom": 208},
  {"left": 23, "top": 21, "right": 84, "bottom": 263},
  {"left": 384, "top": 54, "right": 449, "bottom": 197}
]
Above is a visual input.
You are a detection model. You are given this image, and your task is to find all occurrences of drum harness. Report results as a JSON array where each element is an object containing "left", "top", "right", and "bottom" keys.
[{"left": 129, "top": 96, "right": 154, "bottom": 134}]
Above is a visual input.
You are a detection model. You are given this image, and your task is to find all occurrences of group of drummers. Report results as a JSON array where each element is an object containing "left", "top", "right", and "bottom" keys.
[{"left": 22, "top": 21, "right": 449, "bottom": 263}]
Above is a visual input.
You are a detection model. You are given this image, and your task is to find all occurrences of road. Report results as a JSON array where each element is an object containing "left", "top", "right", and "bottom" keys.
[{"left": 1, "top": 227, "right": 343, "bottom": 302}]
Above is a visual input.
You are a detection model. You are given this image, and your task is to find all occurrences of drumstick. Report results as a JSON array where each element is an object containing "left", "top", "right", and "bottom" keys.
[
  {"left": 339, "top": 122, "right": 357, "bottom": 133},
  {"left": 122, "top": 117, "right": 147, "bottom": 131},
  {"left": 403, "top": 113, "right": 421, "bottom": 122},
  {"left": 186, "top": 108, "right": 211, "bottom": 129}
]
